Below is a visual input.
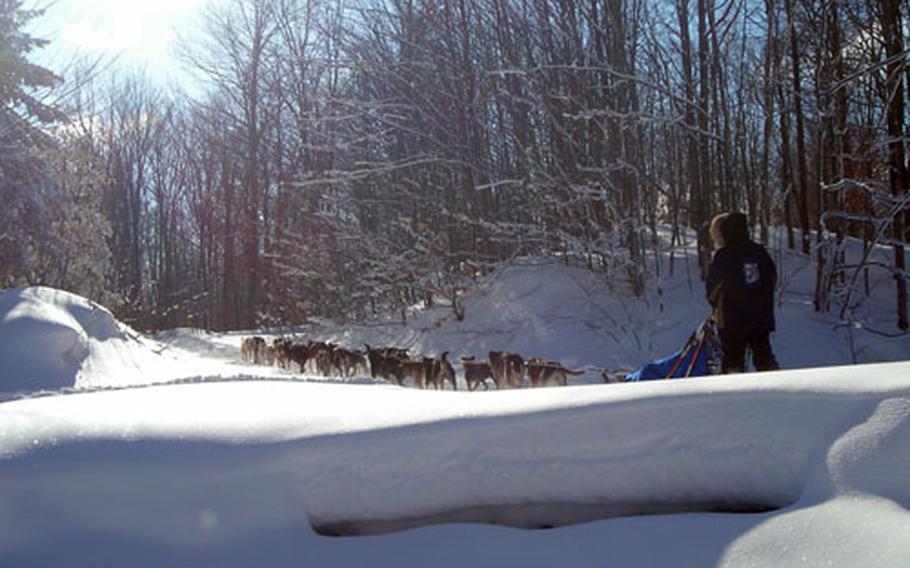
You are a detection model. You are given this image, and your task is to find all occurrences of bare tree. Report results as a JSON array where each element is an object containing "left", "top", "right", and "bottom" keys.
[{"left": 880, "top": 0, "right": 909, "bottom": 330}]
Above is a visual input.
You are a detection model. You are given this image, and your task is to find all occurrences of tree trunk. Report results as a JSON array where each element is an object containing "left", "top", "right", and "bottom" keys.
[
  {"left": 759, "top": 0, "right": 778, "bottom": 245},
  {"left": 677, "top": 0, "right": 708, "bottom": 277},
  {"left": 784, "top": 0, "right": 811, "bottom": 255},
  {"left": 881, "top": 0, "right": 909, "bottom": 330}
]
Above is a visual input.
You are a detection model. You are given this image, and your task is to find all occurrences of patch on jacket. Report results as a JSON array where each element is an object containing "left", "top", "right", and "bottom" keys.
[{"left": 742, "top": 259, "right": 761, "bottom": 288}]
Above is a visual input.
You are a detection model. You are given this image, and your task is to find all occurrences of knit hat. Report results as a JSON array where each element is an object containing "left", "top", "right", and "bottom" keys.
[{"left": 720, "top": 212, "right": 750, "bottom": 246}]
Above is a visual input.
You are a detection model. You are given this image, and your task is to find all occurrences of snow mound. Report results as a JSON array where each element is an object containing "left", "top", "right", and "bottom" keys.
[
  {"left": 824, "top": 397, "right": 910, "bottom": 506},
  {"left": 0, "top": 287, "right": 132, "bottom": 392},
  {"left": 0, "top": 287, "right": 329, "bottom": 395},
  {"left": 0, "top": 287, "right": 184, "bottom": 393}
]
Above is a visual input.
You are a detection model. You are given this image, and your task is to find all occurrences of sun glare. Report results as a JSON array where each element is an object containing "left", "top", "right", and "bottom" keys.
[{"left": 34, "top": 0, "right": 205, "bottom": 78}]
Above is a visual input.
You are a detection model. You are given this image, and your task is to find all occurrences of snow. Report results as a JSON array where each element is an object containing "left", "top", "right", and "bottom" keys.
[
  {"left": 0, "top": 287, "right": 296, "bottom": 396},
  {"left": 2, "top": 366, "right": 910, "bottom": 566},
  {"left": 1, "top": 232, "right": 909, "bottom": 566}
]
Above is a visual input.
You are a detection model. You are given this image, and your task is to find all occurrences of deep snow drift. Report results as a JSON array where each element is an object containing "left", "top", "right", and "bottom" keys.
[{"left": 2, "top": 231, "right": 910, "bottom": 567}]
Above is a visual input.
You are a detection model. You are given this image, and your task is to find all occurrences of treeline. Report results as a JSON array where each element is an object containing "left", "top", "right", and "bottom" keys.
[{"left": 1, "top": 0, "right": 907, "bottom": 331}]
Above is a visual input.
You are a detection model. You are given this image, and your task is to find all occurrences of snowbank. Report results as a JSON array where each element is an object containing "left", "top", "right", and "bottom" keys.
[
  {"left": 1, "top": 363, "right": 909, "bottom": 567},
  {"left": 0, "top": 287, "right": 132, "bottom": 392},
  {"left": 0, "top": 286, "right": 196, "bottom": 393},
  {"left": 0, "top": 287, "right": 304, "bottom": 394}
]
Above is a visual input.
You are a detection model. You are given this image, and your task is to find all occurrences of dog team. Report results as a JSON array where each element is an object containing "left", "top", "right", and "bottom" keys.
[{"left": 240, "top": 337, "right": 583, "bottom": 389}]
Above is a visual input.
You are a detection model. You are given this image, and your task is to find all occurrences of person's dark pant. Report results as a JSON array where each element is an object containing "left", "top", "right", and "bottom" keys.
[{"left": 720, "top": 329, "right": 779, "bottom": 373}]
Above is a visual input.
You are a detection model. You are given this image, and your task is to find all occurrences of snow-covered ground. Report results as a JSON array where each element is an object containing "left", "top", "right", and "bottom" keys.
[{"left": 1, "top": 230, "right": 909, "bottom": 567}]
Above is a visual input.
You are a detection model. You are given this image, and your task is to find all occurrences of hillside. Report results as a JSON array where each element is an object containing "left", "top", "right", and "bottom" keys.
[{"left": 197, "top": 228, "right": 910, "bottom": 384}]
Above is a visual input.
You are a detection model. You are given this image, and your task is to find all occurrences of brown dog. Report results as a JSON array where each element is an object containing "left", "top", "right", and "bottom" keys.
[
  {"left": 436, "top": 352, "right": 457, "bottom": 390},
  {"left": 364, "top": 344, "right": 387, "bottom": 380},
  {"left": 286, "top": 342, "right": 310, "bottom": 373},
  {"left": 273, "top": 338, "right": 291, "bottom": 369},
  {"left": 426, "top": 352, "right": 457, "bottom": 390},
  {"left": 489, "top": 351, "right": 525, "bottom": 389},
  {"left": 241, "top": 336, "right": 266, "bottom": 364},
  {"left": 306, "top": 341, "right": 335, "bottom": 375},
  {"left": 241, "top": 337, "right": 257, "bottom": 363},
  {"left": 263, "top": 345, "right": 276, "bottom": 366},
  {"left": 399, "top": 358, "right": 432, "bottom": 389},
  {"left": 527, "top": 357, "right": 584, "bottom": 387},
  {"left": 461, "top": 357, "right": 493, "bottom": 391},
  {"left": 364, "top": 345, "right": 409, "bottom": 385},
  {"left": 334, "top": 348, "right": 368, "bottom": 377}
]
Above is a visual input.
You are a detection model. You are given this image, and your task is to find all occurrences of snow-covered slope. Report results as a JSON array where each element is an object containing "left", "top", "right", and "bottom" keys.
[{"left": 266, "top": 231, "right": 910, "bottom": 378}]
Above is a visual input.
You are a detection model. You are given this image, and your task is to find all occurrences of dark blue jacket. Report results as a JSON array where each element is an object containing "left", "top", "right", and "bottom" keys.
[{"left": 706, "top": 241, "right": 777, "bottom": 333}]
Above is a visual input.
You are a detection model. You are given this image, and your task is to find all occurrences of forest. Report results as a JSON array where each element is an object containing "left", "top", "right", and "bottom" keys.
[{"left": 1, "top": 0, "right": 907, "bottom": 332}]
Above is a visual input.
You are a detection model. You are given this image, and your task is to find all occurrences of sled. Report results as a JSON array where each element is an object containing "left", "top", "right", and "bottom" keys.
[{"left": 624, "top": 316, "right": 721, "bottom": 382}]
